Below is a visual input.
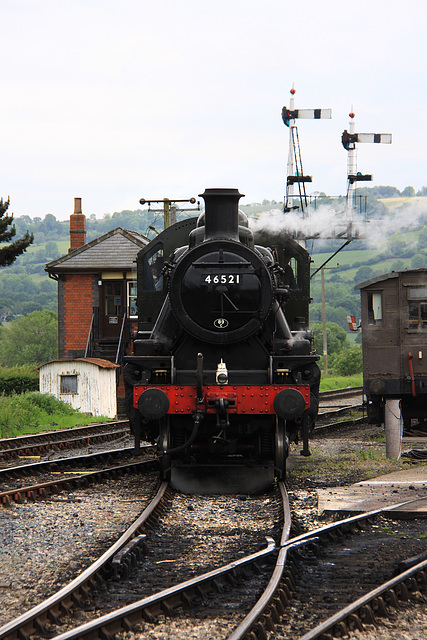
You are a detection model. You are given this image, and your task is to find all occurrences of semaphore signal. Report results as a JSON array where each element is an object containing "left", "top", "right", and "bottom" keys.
[
  {"left": 282, "top": 85, "right": 331, "bottom": 219},
  {"left": 342, "top": 110, "right": 392, "bottom": 209}
]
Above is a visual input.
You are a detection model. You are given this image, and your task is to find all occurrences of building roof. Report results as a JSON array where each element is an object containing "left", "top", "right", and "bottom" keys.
[
  {"left": 354, "top": 268, "right": 427, "bottom": 291},
  {"left": 45, "top": 227, "right": 149, "bottom": 273},
  {"left": 38, "top": 358, "right": 120, "bottom": 369}
]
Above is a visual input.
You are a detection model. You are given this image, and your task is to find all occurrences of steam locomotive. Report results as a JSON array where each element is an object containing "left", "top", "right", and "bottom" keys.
[{"left": 124, "top": 188, "right": 320, "bottom": 492}]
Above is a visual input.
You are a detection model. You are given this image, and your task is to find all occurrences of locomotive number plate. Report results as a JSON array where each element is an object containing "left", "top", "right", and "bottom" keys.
[{"left": 202, "top": 274, "right": 240, "bottom": 284}]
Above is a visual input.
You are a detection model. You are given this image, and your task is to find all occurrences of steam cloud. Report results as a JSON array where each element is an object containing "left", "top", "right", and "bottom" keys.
[{"left": 249, "top": 199, "right": 427, "bottom": 250}]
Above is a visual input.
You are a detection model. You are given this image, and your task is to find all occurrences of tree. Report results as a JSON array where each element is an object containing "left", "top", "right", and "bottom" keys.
[
  {"left": 354, "top": 266, "right": 374, "bottom": 284},
  {"left": 332, "top": 346, "right": 363, "bottom": 376},
  {"left": 311, "top": 322, "right": 350, "bottom": 359},
  {"left": 0, "top": 197, "right": 34, "bottom": 267},
  {"left": 411, "top": 253, "right": 426, "bottom": 268},
  {"left": 391, "top": 260, "right": 405, "bottom": 271},
  {"left": 401, "top": 186, "right": 416, "bottom": 197},
  {"left": 0, "top": 310, "right": 58, "bottom": 366}
]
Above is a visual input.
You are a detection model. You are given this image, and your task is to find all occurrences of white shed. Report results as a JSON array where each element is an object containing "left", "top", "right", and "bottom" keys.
[{"left": 38, "top": 358, "right": 119, "bottom": 419}]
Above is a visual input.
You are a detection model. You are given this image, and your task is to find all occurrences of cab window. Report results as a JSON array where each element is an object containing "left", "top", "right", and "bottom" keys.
[{"left": 143, "top": 243, "right": 164, "bottom": 291}]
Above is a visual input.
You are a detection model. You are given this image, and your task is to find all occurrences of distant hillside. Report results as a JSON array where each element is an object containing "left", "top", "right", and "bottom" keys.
[{"left": 1, "top": 189, "right": 426, "bottom": 323}]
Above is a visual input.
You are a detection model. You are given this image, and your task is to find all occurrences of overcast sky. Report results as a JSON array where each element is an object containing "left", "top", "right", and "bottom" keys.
[{"left": 2, "top": 0, "right": 426, "bottom": 221}]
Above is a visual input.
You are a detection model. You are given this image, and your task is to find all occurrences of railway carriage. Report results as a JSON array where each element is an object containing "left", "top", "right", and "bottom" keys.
[
  {"left": 124, "top": 188, "right": 320, "bottom": 491},
  {"left": 356, "top": 268, "right": 427, "bottom": 430}
]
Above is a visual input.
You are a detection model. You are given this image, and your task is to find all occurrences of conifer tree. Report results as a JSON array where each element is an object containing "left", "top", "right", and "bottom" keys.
[{"left": 0, "top": 197, "right": 34, "bottom": 266}]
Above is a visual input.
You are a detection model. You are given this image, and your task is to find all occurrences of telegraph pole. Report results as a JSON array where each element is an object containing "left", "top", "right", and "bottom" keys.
[
  {"left": 320, "top": 263, "right": 340, "bottom": 376},
  {"left": 321, "top": 266, "right": 327, "bottom": 375},
  {"left": 139, "top": 197, "right": 199, "bottom": 230}
]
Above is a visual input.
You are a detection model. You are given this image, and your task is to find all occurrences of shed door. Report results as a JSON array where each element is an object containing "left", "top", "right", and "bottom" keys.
[{"left": 100, "top": 281, "right": 124, "bottom": 339}]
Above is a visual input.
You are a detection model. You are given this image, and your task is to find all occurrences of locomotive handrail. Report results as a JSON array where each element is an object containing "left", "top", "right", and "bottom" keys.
[{"left": 115, "top": 309, "right": 129, "bottom": 364}]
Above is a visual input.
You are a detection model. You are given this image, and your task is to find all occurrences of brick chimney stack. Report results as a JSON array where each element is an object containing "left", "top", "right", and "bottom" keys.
[{"left": 69, "top": 197, "right": 87, "bottom": 250}]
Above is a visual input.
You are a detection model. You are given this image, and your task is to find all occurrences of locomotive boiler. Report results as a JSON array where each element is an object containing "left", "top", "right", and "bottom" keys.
[{"left": 124, "top": 188, "right": 320, "bottom": 491}]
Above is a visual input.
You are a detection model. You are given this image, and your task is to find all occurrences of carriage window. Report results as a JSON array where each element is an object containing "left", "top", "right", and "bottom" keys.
[
  {"left": 127, "top": 281, "right": 137, "bottom": 318},
  {"left": 408, "top": 287, "right": 427, "bottom": 328},
  {"left": 409, "top": 302, "right": 427, "bottom": 327},
  {"left": 408, "top": 287, "right": 427, "bottom": 299},
  {"left": 142, "top": 243, "right": 164, "bottom": 291},
  {"left": 367, "top": 292, "right": 382, "bottom": 325}
]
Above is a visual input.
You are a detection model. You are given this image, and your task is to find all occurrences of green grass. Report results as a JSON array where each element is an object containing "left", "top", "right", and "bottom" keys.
[
  {"left": 319, "top": 374, "right": 363, "bottom": 391},
  {"left": 311, "top": 248, "right": 379, "bottom": 269},
  {"left": 0, "top": 392, "right": 111, "bottom": 438}
]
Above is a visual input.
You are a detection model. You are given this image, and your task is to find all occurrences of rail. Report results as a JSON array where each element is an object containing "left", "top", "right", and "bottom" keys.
[
  {"left": 0, "top": 481, "right": 170, "bottom": 640},
  {"left": 24, "top": 484, "right": 290, "bottom": 640}
]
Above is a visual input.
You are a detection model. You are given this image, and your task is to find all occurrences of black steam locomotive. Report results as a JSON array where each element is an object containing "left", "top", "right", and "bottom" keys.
[{"left": 124, "top": 188, "right": 320, "bottom": 491}]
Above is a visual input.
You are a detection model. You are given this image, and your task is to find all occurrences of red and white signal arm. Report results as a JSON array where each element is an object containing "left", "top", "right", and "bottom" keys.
[{"left": 347, "top": 315, "right": 358, "bottom": 331}]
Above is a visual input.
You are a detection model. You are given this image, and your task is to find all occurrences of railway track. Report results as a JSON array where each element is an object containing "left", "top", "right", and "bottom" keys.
[
  {"left": 270, "top": 505, "right": 427, "bottom": 640},
  {"left": 1, "top": 389, "right": 424, "bottom": 638},
  {"left": 319, "top": 387, "right": 364, "bottom": 405},
  {"left": 2, "top": 487, "right": 424, "bottom": 640},
  {"left": 316, "top": 386, "right": 365, "bottom": 430},
  {"left": 0, "top": 456, "right": 158, "bottom": 507},
  {"left": 0, "top": 421, "right": 132, "bottom": 460},
  {"left": 0, "top": 483, "right": 290, "bottom": 640}
]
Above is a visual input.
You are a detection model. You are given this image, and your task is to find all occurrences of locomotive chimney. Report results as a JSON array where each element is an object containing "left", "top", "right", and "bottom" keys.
[
  {"left": 199, "top": 188, "right": 244, "bottom": 242},
  {"left": 69, "top": 197, "right": 87, "bottom": 251}
]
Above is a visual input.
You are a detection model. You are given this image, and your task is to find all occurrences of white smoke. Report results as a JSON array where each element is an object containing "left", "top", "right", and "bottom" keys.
[
  {"left": 249, "top": 203, "right": 363, "bottom": 240},
  {"left": 362, "top": 199, "right": 427, "bottom": 249},
  {"left": 248, "top": 198, "right": 427, "bottom": 250}
]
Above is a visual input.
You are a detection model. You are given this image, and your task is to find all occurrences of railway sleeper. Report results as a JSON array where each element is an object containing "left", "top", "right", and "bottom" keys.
[
  {"left": 275, "top": 588, "right": 290, "bottom": 609},
  {"left": 333, "top": 620, "right": 348, "bottom": 637},
  {"left": 371, "top": 595, "right": 388, "bottom": 617},
  {"left": 47, "top": 608, "right": 62, "bottom": 625},
  {"left": 180, "top": 590, "right": 194, "bottom": 607},
  {"left": 161, "top": 600, "right": 175, "bottom": 617},
  {"left": 141, "top": 608, "right": 155, "bottom": 623},
  {"left": 264, "top": 611, "right": 276, "bottom": 632},
  {"left": 347, "top": 612, "right": 364, "bottom": 632},
  {"left": 33, "top": 617, "right": 49, "bottom": 635},
  {"left": 253, "top": 619, "right": 269, "bottom": 640},
  {"left": 121, "top": 617, "right": 135, "bottom": 633},
  {"left": 267, "top": 602, "right": 281, "bottom": 624},
  {"left": 383, "top": 588, "right": 400, "bottom": 608},
  {"left": 359, "top": 604, "right": 376, "bottom": 626},
  {"left": 99, "top": 625, "right": 114, "bottom": 640},
  {"left": 17, "top": 626, "right": 32, "bottom": 640},
  {"left": 272, "top": 594, "right": 286, "bottom": 616}
]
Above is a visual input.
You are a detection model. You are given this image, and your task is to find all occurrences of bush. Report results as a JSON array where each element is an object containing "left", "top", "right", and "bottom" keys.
[
  {"left": 23, "top": 391, "right": 74, "bottom": 415},
  {"left": 0, "top": 365, "right": 39, "bottom": 395},
  {"left": 331, "top": 346, "right": 363, "bottom": 376}
]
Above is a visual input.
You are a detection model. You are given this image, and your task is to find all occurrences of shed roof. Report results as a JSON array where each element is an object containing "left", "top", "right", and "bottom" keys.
[
  {"left": 38, "top": 358, "right": 119, "bottom": 370},
  {"left": 45, "top": 227, "right": 149, "bottom": 273},
  {"left": 354, "top": 268, "right": 427, "bottom": 291}
]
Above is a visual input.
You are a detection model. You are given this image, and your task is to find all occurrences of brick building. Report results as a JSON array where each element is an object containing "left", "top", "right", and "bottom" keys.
[{"left": 45, "top": 198, "right": 149, "bottom": 413}]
